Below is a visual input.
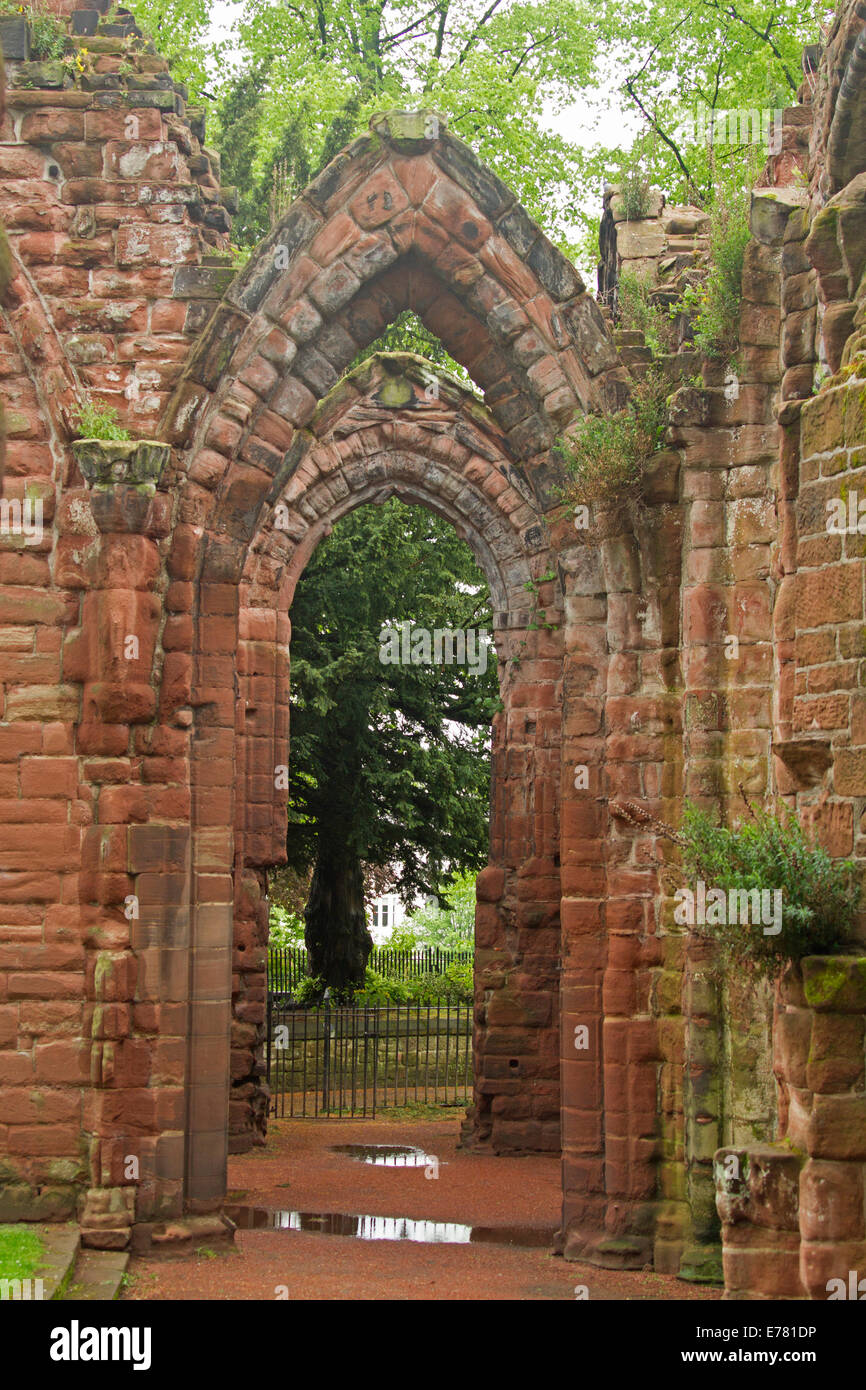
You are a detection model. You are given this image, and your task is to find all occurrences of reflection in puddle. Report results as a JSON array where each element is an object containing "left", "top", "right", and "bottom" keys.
[
  {"left": 330, "top": 1144, "right": 435, "bottom": 1168},
  {"left": 225, "top": 1205, "right": 553, "bottom": 1247}
]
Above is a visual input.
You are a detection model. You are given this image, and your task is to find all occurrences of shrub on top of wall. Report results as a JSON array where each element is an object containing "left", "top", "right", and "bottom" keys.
[
  {"left": 29, "top": 12, "right": 67, "bottom": 61},
  {"left": 559, "top": 366, "right": 669, "bottom": 512},
  {"left": 681, "top": 177, "right": 751, "bottom": 364},
  {"left": 621, "top": 168, "right": 654, "bottom": 221}
]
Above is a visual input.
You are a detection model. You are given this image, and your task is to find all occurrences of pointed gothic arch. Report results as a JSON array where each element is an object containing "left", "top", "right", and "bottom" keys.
[{"left": 156, "top": 116, "right": 620, "bottom": 1199}]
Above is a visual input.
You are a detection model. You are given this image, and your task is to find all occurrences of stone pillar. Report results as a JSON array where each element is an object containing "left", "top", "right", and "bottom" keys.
[
  {"left": 715, "top": 1143, "right": 804, "bottom": 1298},
  {"left": 184, "top": 557, "right": 238, "bottom": 1210},
  {"left": 557, "top": 520, "right": 609, "bottom": 1256},
  {"left": 716, "top": 955, "right": 866, "bottom": 1299},
  {"left": 228, "top": 599, "right": 290, "bottom": 1151},
  {"left": 64, "top": 439, "right": 189, "bottom": 1245},
  {"left": 464, "top": 606, "right": 563, "bottom": 1154},
  {"left": 794, "top": 957, "right": 866, "bottom": 1298}
]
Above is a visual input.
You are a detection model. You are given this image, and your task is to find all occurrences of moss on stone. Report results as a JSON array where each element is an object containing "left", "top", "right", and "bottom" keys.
[
  {"left": 678, "top": 1243, "right": 724, "bottom": 1284},
  {"left": 803, "top": 960, "right": 849, "bottom": 1006},
  {"left": 378, "top": 375, "right": 414, "bottom": 407}
]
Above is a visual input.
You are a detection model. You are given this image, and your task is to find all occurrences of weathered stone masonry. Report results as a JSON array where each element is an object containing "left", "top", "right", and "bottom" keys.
[{"left": 0, "top": 0, "right": 865, "bottom": 1294}]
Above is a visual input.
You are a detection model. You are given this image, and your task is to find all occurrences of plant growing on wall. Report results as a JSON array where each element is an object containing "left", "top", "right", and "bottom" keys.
[
  {"left": 617, "top": 270, "right": 680, "bottom": 356},
  {"left": 0, "top": 0, "right": 68, "bottom": 58},
  {"left": 616, "top": 791, "right": 862, "bottom": 977},
  {"left": 72, "top": 399, "right": 131, "bottom": 442},
  {"left": 680, "top": 172, "right": 752, "bottom": 364},
  {"left": 620, "top": 167, "right": 653, "bottom": 221},
  {"left": 559, "top": 366, "right": 669, "bottom": 511},
  {"left": 678, "top": 799, "right": 860, "bottom": 975}
]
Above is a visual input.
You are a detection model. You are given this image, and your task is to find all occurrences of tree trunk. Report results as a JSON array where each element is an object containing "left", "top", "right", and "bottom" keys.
[{"left": 304, "top": 840, "right": 372, "bottom": 991}]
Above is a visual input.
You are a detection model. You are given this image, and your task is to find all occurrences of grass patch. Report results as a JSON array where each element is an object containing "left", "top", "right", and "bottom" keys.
[
  {"left": 370, "top": 1102, "right": 463, "bottom": 1121},
  {"left": 0, "top": 1225, "right": 44, "bottom": 1282}
]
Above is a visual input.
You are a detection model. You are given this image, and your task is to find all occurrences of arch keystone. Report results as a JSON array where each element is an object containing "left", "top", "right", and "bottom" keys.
[{"left": 369, "top": 108, "right": 446, "bottom": 150}]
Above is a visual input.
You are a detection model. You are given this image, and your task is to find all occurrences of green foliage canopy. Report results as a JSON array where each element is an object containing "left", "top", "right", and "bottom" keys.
[
  {"left": 390, "top": 867, "right": 477, "bottom": 948},
  {"left": 212, "top": 0, "right": 597, "bottom": 252},
  {"left": 134, "top": 0, "right": 832, "bottom": 278}
]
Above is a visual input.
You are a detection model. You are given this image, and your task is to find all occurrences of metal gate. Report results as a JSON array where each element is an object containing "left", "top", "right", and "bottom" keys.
[{"left": 266, "top": 999, "right": 473, "bottom": 1118}]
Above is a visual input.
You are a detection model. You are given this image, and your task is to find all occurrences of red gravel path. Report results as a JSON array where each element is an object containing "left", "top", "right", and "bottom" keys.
[{"left": 124, "top": 1116, "right": 722, "bottom": 1302}]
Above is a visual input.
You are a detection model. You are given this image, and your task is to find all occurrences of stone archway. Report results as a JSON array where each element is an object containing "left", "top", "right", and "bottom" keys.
[
  {"left": 185, "top": 350, "right": 566, "bottom": 1193},
  {"left": 3, "top": 0, "right": 866, "bottom": 1295},
  {"left": 145, "top": 112, "right": 624, "bottom": 1211},
  {"left": 0, "top": 87, "right": 623, "bottom": 1248}
]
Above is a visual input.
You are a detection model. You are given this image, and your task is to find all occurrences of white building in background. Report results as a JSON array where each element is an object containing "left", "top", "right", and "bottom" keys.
[
  {"left": 368, "top": 892, "right": 407, "bottom": 944},
  {"left": 368, "top": 885, "right": 432, "bottom": 944}
]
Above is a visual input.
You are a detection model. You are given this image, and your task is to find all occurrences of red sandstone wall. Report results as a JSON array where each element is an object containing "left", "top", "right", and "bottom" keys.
[
  {"left": 0, "top": 3, "right": 231, "bottom": 1221},
  {"left": 0, "top": 0, "right": 864, "bottom": 1296}
]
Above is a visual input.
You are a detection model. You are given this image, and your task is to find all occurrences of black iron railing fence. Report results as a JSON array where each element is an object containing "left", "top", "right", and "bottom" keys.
[
  {"left": 267, "top": 945, "right": 472, "bottom": 994},
  {"left": 266, "top": 999, "right": 473, "bottom": 1118}
]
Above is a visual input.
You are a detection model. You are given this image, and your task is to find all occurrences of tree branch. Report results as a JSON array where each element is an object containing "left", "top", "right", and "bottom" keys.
[
  {"left": 433, "top": 0, "right": 449, "bottom": 60},
  {"left": 624, "top": 74, "right": 701, "bottom": 202},
  {"left": 314, "top": 0, "right": 328, "bottom": 50},
  {"left": 450, "top": 0, "right": 505, "bottom": 70},
  {"left": 380, "top": 5, "right": 441, "bottom": 53},
  {"left": 702, "top": 0, "right": 799, "bottom": 90},
  {"left": 508, "top": 31, "right": 559, "bottom": 80}
]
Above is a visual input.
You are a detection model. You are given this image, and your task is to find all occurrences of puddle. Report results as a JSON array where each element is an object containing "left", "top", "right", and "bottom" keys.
[
  {"left": 330, "top": 1143, "right": 436, "bottom": 1168},
  {"left": 225, "top": 1205, "right": 554, "bottom": 1248}
]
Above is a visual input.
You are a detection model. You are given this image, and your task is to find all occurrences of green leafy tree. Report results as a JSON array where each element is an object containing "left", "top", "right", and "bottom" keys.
[
  {"left": 567, "top": 0, "right": 832, "bottom": 263},
  {"left": 215, "top": 62, "right": 314, "bottom": 247},
  {"left": 139, "top": 1, "right": 831, "bottom": 281},
  {"left": 286, "top": 496, "right": 498, "bottom": 990},
  {"left": 212, "top": 0, "right": 596, "bottom": 254},
  {"left": 394, "top": 867, "right": 477, "bottom": 949},
  {"left": 268, "top": 903, "right": 306, "bottom": 947},
  {"left": 131, "top": 0, "right": 215, "bottom": 94}
]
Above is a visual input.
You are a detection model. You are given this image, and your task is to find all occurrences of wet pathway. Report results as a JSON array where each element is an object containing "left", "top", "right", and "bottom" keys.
[{"left": 124, "top": 1117, "right": 722, "bottom": 1301}]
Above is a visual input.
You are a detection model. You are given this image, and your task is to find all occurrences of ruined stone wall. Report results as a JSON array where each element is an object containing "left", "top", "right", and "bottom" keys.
[
  {"left": 0, "top": 0, "right": 628, "bottom": 1242},
  {"left": 564, "top": 4, "right": 866, "bottom": 1289},
  {"left": 0, "top": 0, "right": 238, "bottom": 1230},
  {"left": 0, "top": 0, "right": 865, "bottom": 1295}
]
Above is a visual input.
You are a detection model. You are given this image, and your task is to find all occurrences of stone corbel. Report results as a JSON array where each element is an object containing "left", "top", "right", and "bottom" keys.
[{"left": 70, "top": 439, "right": 172, "bottom": 726}]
